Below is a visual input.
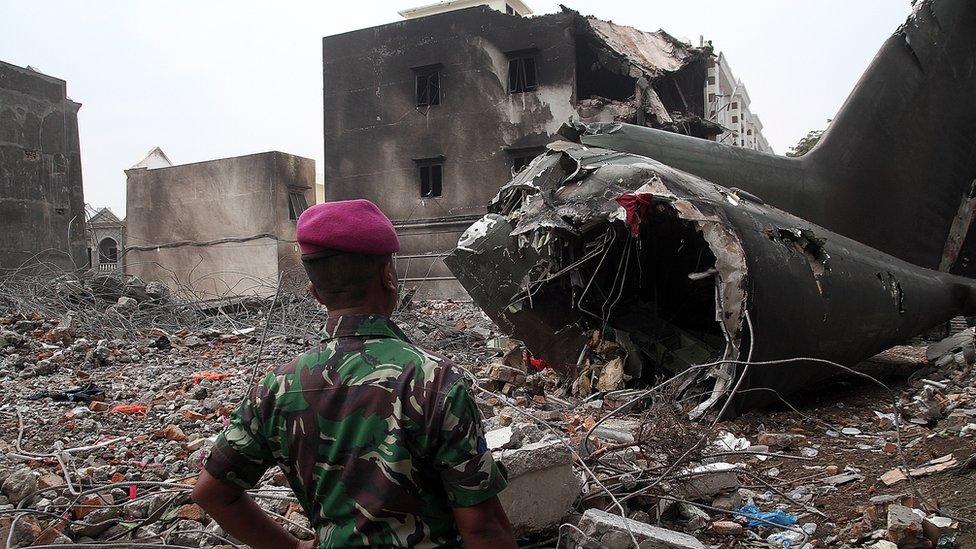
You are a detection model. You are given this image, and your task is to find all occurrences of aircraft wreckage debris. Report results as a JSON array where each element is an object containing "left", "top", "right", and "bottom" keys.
[{"left": 445, "top": 126, "right": 976, "bottom": 419}]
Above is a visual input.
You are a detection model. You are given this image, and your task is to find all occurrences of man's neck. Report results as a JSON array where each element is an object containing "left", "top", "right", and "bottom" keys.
[{"left": 327, "top": 306, "right": 391, "bottom": 318}]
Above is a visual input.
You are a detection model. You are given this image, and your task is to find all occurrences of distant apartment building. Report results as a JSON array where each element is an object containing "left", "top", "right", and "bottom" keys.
[
  {"left": 125, "top": 151, "right": 315, "bottom": 299},
  {"left": 323, "top": 5, "right": 771, "bottom": 297},
  {"left": 0, "top": 60, "right": 87, "bottom": 270},
  {"left": 705, "top": 52, "right": 772, "bottom": 152},
  {"left": 85, "top": 205, "right": 125, "bottom": 273}
]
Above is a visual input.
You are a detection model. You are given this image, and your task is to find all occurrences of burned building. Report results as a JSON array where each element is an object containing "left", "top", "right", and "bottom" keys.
[
  {"left": 0, "top": 60, "right": 87, "bottom": 270},
  {"left": 323, "top": 6, "right": 769, "bottom": 298},
  {"left": 124, "top": 151, "right": 315, "bottom": 299}
]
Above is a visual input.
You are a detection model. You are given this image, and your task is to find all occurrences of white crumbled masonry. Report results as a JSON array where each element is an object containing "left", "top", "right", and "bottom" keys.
[
  {"left": 572, "top": 509, "right": 707, "bottom": 549},
  {"left": 494, "top": 439, "right": 581, "bottom": 535}
]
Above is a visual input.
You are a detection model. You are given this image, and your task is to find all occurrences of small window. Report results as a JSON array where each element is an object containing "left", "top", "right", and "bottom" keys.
[
  {"left": 98, "top": 238, "right": 118, "bottom": 263},
  {"left": 747, "top": 129, "right": 753, "bottom": 135},
  {"left": 506, "top": 3, "right": 515, "bottom": 14},
  {"left": 508, "top": 147, "right": 544, "bottom": 175},
  {"left": 416, "top": 71, "right": 440, "bottom": 107},
  {"left": 731, "top": 115, "right": 738, "bottom": 123},
  {"left": 512, "top": 155, "right": 534, "bottom": 174},
  {"left": 707, "top": 76, "right": 716, "bottom": 85},
  {"left": 508, "top": 56, "right": 537, "bottom": 93},
  {"left": 419, "top": 163, "right": 443, "bottom": 198},
  {"left": 708, "top": 93, "right": 716, "bottom": 103},
  {"left": 731, "top": 102, "right": 738, "bottom": 109},
  {"left": 288, "top": 191, "right": 308, "bottom": 220}
]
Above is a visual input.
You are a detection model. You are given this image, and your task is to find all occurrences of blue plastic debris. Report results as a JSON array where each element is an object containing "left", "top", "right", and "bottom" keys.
[{"left": 737, "top": 504, "right": 798, "bottom": 527}]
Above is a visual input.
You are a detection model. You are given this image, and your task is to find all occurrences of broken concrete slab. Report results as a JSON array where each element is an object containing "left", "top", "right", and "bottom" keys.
[
  {"left": 679, "top": 462, "right": 740, "bottom": 500},
  {"left": 886, "top": 504, "right": 924, "bottom": 546},
  {"left": 485, "top": 426, "right": 515, "bottom": 451},
  {"left": 822, "top": 471, "right": 864, "bottom": 486},
  {"left": 572, "top": 508, "right": 706, "bottom": 549},
  {"left": 495, "top": 440, "right": 581, "bottom": 535}
]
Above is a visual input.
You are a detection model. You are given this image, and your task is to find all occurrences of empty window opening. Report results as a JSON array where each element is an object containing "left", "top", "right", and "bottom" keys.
[
  {"left": 508, "top": 56, "right": 537, "bottom": 94},
  {"left": 508, "top": 147, "right": 544, "bottom": 176},
  {"left": 575, "top": 40, "right": 635, "bottom": 102},
  {"left": 418, "top": 162, "right": 443, "bottom": 198},
  {"left": 416, "top": 71, "right": 440, "bottom": 107},
  {"left": 288, "top": 191, "right": 309, "bottom": 220},
  {"left": 98, "top": 238, "right": 119, "bottom": 264},
  {"left": 731, "top": 102, "right": 738, "bottom": 109},
  {"left": 506, "top": 3, "right": 515, "bottom": 14},
  {"left": 731, "top": 115, "right": 738, "bottom": 123}
]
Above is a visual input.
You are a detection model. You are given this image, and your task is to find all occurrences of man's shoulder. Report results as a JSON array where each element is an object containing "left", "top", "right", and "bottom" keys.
[{"left": 273, "top": 336, "right": 465, "bottom": 387}]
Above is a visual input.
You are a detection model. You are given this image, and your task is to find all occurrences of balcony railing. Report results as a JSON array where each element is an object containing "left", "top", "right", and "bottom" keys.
[{"left": 97, "top": 262, "right": 118, "bottom": 272}]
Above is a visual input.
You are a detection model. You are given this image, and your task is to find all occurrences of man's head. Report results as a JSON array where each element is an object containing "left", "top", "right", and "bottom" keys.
[{"left": 296, "top": 200, "right": 400, "bottom": 315}]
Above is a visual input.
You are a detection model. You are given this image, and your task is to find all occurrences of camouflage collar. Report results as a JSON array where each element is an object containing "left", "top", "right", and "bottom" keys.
[{"left": 320, "top": 314, "right": 411, "bottom": 342}]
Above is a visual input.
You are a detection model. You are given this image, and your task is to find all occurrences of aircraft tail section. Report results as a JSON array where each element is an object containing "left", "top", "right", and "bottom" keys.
[
  {"left": 577, "top": 0, "right": 976, "bottom": 276},
  {"left": 804, "top": 0, "right": 976, "bottom": 275}
]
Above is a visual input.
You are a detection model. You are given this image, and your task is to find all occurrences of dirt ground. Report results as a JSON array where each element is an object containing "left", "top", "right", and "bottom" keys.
[{"left": 716, "top": 372, "right": 976, "bottom": 546}]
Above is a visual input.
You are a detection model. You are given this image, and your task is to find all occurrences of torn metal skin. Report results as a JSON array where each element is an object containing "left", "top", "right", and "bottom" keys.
[{"left": 446, "top": 138, "right": 976, "bottom": 418}]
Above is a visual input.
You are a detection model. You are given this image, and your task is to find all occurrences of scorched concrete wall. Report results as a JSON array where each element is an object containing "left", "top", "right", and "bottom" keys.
[
  {"left": 0, "top": 61, "right": 86, "bottom": 270},
  {"left": 324, "top": 7, "right": 577, "bottom": 298},
  {"left": 125, "top": 151, "right": 314, "bottom": 299}
]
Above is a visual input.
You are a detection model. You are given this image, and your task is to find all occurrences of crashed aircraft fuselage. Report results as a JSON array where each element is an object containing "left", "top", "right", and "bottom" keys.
[{"left": 446, "top": 0, "right": 976, "bottom": 417}]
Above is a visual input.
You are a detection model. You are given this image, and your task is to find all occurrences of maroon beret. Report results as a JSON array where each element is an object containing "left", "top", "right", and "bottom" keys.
[{"left": 296, "top": 199, "right": 399, "bottom": 257}]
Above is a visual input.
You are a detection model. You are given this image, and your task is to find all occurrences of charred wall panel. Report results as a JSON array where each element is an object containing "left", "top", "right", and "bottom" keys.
[{"left": 0, "top": 61, "right": 86, "bottom": 270}]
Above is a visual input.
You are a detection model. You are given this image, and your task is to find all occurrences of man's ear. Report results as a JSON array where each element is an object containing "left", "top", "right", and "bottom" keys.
[
  {"left": 381, "top": 260, "right": 397, "bottom": 292},
  {"left": 308, "top": 282, "right": 327, "bottom": 305}
]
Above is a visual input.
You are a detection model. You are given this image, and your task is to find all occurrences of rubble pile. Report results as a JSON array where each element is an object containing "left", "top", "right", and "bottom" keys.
[{"left": 1, "top": 273, "right": 975, "bottom": 547}]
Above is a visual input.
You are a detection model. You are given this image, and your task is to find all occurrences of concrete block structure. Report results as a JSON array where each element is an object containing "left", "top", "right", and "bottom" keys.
[
  {"left": 125, "top": 151, "right": 315, "bottom": 299},
  {"left": 0, "top": 60, "right": 86, "bottom": 270}
]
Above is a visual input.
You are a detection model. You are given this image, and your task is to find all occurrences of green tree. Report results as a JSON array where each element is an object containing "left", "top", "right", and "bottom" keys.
[
  {"left": 786, "top": 129, "right": 824, "bottom": 157},
  {"left": 786, "top": 120, "right": 831, "bottom": 157}
]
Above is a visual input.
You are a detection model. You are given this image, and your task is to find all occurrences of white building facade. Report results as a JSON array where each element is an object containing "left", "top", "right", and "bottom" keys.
[{"left": 705, "top": 52, "right": 773, "bottom": 153}]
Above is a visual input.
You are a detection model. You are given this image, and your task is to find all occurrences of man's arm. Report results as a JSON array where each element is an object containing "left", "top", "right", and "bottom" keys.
[
  {"left": 192, "top": 469, "right": 312, "bottom": 549},
  {"left": 452, "top": 496, "right": 517, "bottom": 549}
]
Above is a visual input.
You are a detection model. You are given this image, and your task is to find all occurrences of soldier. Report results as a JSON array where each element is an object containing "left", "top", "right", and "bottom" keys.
[{"left": 192, "top": 199, "right": 515, "bottom": 548}]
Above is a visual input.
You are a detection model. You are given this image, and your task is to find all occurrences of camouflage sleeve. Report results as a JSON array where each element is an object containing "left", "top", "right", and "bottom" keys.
[
  {"left": 204, "top": 376, "right": 275, "bottom": 489},
  {"left": 431, "top": 377, "right": 508, "bottom": 507}
]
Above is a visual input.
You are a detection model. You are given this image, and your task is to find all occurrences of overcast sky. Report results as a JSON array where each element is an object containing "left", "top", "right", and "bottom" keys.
[{"left": 0, "top": 0, "right": 911, "bottom": 215}]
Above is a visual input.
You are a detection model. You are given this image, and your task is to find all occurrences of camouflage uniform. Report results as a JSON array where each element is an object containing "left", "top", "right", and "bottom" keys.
[{"left": 205, "top": 314, "right": 507, "bottom": 548}]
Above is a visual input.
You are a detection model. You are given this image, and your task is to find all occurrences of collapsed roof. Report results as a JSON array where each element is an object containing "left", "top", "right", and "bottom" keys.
[{"left": 568, "top": 8, "right": 722, "bottom": 138}]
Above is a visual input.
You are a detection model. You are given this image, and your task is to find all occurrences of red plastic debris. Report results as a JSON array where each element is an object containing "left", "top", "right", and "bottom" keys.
[
  {"left": 615, "top": 192, "right": 653, "bottom": 237},
  {"left": 191, "top": 371, "right": 233, "bottom": 384},
  {"left": 111, "top": 404, "right": 147, "bottom": 416},
  {"left": 528, "top": 356, "right": 551, "bottom": 372},
  {"left": 128, "top": 485, "right": 138, "bottom": 500}
]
